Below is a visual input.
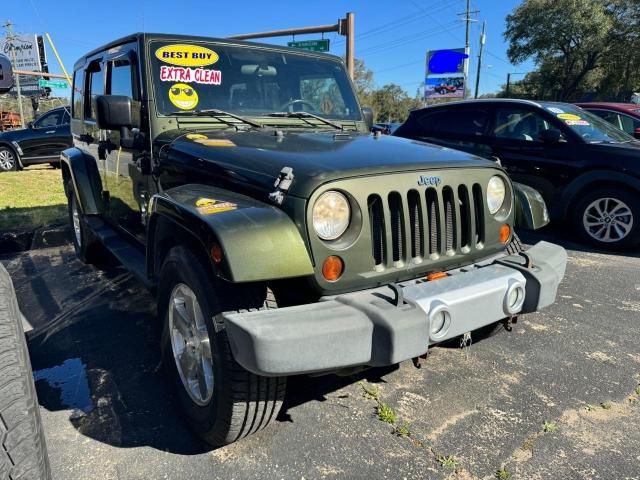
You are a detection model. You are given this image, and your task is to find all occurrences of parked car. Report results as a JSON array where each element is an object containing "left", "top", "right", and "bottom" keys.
[
  {"left": 575, "top": 102, "right": 640, "bottom": 139},
  {"left": 0, "top": 106, "right": 72, "bottom": 172},
  {"left": 62, "top": 33, "right": 565, "bottom": 447},
  {"left": 394, "top": 99, "right": 640, "bottom": 249}
]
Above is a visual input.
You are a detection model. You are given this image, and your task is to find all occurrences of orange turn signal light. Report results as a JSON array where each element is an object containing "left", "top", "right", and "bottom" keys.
[
  {"left": 426, "top": 271, "right": 448, "bottom": 281},
  {"left": 322, "top": 255, "right": 344, "bottom": 282},
  {"left": 499, "top": 224, "right": 511, "bottom": 244},
  {"left": 211, "top": 243, "right": 224, "bottom": 264}
]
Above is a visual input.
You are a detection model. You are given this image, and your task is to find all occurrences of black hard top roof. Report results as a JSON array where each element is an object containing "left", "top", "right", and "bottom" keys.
[{"left": 74, "top": 32, "right": 341, "bottom": 69}]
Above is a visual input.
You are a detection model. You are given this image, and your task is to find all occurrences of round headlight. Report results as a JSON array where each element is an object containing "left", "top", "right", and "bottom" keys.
[
  {"left": 487, "top": 176, "right": 506, "bottom": 214},
  {"left": 313, "top": 191, "right": 350, "bottom": 240}
]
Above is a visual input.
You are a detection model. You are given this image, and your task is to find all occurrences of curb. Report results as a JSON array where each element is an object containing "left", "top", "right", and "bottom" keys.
[{"left": 0, "top": 224, "right": 70, "bottom": 256}]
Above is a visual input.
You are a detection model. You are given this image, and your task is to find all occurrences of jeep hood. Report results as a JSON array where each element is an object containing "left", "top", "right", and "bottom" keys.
[{"left": 156, "top": 129, "right": 494, "bottom": 198}]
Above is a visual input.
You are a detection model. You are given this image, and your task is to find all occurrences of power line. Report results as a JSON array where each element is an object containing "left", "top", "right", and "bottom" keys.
[{"left": 358, "top": 20, "right": 460, "bottom": 55}]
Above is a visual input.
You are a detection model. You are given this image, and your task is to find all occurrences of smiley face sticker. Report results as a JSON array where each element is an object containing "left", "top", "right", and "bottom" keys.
[{"left": 169, "top": 83, "right": 199, "bottom": 110}]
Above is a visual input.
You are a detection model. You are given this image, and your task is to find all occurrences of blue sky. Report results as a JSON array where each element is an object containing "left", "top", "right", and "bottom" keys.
[{"left": 4, "top": 0, "right": 534, "bottom": 99}]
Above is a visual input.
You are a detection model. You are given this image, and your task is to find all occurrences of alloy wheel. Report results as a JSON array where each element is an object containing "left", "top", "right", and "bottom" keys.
[
  {"left": 0, "top": 149, "right": 15, "bottom": 170},
  {"left": 582, "top": 197, "right": 634, "bottom": 243},
  {"left": 169, "top": 283, "right": 214, "bottom": 406}
]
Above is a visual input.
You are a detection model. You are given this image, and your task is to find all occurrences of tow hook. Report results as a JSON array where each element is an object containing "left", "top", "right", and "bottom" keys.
[
  {"left": 412, "top": 352, "right": 429, "bottom": 369},
  {"left": 504, "top": 315, "right": 518, "bottom": 331}
]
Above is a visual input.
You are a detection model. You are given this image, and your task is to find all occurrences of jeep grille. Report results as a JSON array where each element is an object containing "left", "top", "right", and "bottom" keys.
[{"left": 367, "top": 183, "right": 485, "bottom": 268}]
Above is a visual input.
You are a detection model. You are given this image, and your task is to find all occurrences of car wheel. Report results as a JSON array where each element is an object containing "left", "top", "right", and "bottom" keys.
[
  {"left": 158, "top": 246, "right": 286, "bottom": 447},
  {"left": 0, "top": 147, "right": 17, "bottom": 172},
  {"left": 573, "top": 188, "right": 640, "bottom": 250},
  {"left": 0, "top": 265, "right": 51, "bottom": 480},
  {"left": 67, "top": 184, "right": 101, "bottom": 264}
]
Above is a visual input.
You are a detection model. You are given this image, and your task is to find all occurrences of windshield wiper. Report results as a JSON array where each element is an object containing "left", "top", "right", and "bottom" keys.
[
  {"left": 167, "top": 108, "right": 265, "bottom": 129},
  {"left": 263, "top": 111, "right": 343, "bottom": 130}
]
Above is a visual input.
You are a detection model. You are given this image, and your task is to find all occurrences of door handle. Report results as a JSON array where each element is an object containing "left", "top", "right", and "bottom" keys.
[{"left": 45, "top": 130, "right": 55, "bottom": 134}]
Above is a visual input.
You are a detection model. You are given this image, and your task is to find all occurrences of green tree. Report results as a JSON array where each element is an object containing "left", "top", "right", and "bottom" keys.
[{"left": 504, "top": 0, "right": 614, "bottom": 101}]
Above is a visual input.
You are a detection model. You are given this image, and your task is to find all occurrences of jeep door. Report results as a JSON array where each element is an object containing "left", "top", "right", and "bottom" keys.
[
  {"left": 99, "top": 47, "right": 148, "bottom": 241},
  {"left": 487, "top": 105, "right": 578, "bottom": 207}
]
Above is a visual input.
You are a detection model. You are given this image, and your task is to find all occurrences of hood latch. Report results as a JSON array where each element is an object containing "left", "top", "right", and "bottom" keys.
[{"left": 269, "top": 167, "right": 294, "bottom": 205}]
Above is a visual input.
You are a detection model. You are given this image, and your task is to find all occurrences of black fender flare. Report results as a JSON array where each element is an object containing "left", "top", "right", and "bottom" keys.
[
  {"left": 147, "top": 184, "right": 314, "bottom": 283},
  {"left": 556, "top": 170, "right": 640, "bottom": 219},
  {"left": 60, "top": 147, "right": 104, "bottom": 215},
  {"left": 0, "top": 140, "right": 23, "bottom": 169}
]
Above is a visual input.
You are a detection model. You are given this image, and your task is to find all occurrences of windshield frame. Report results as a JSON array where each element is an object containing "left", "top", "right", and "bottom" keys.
[
  {"left": 541, "top": 103, "right": 635, "bottom": 144},
  {"left": 147, "top": 39, "right": 363, "bottom": 125}
]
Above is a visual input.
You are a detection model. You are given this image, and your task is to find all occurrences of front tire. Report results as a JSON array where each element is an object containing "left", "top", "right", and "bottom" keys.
[
  {"left": 0, "top": 146, "right": 17, "bottom": 172},
  {"left": 0, "top": 265, "right": 51, "bottom": 480},
  {"left": 67, "top": 184, "right": 100, "bottom": 264},
  {"left": 158, "top": 246, "right": 286, "bottom": 447},
  {"left": 572, "top": 188, "right": 640, "bottom": 250}
]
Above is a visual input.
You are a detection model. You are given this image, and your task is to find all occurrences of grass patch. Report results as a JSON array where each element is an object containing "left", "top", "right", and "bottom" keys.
[
  {"left": 438, "top": 455, "right": 459, "bottom": 469},
  {"left": 393, "top": 424, "right": 410, "bottom": 437},
  {"left": 635, "top": 386, "right": 640, "bottom": 396},
  {"left": 0, "top": 166, "right": 67, "bottom": 230},
  {"left": 496, "top": 467, "right": 511, "bottom": 479},
  {"left": 543, "top": 421, "right": 557, "bottom": 433},
  {"left": 376, "top": 403, "right": 396, "bottom": 424}
]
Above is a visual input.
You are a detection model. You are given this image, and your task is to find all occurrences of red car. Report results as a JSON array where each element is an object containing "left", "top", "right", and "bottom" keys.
[{"left": 576, "top": 102, "right": 640, "bottom": 139}]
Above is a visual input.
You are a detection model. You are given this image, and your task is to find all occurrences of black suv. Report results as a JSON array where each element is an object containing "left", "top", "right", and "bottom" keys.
[
  {"left": 394, "top": 99, "right": 640, "bottom": 249},
  {"left": 0, "top": 106, "right": 71, "bottom": 171}
]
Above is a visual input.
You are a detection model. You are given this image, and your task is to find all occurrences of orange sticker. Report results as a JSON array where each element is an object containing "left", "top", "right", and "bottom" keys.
[{"left": 194, "top": 138, "right": 236, "bottom": 147}]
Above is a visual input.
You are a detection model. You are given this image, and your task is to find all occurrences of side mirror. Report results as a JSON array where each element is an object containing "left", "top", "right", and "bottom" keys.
[
  {"left": 362, "top": 107, "right": 374, "bottom": 131},
  {"left": 96, "top": 95, "right": 133, "bottom": 130},
  {"left": 27, "top": 121, "right": 33, "bottom": 129},
  {"left": 539, "top": 128, "right": 562, "bottom": 143},
  {"left": 0, "top": 54, "right": 13, "bottom": 94},
  {"left": 634, "top": 127, "right": 640, "bottom": 140}
]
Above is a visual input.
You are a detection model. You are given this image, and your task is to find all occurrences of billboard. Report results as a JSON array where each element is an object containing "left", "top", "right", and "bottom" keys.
[
  {"left": 0, "top": 34, "right": 48, "bottom": 94},
  {"left": 426, "top": 48, "right": 468, "bottom": 76},
  {"left": 424, "top": 76, "right": 465, "bottom": 99}
]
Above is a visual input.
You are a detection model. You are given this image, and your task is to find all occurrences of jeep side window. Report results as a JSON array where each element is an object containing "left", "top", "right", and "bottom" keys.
[
  {"left": 107, "top": 59, "right": 133, "bottom": 98},
  {"left": 85, "top": 62, "right": 104, "bottom": 120},
  {"left": 71, "top": 69, "right": 83, "bottom": 119}
]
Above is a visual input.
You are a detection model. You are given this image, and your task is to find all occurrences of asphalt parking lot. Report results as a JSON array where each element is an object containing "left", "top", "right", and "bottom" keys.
[{"left": 1, "top": 229, "right": 640, "bottom": 480}]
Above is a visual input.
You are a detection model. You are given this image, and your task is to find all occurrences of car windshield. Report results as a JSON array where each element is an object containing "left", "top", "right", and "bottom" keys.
[
  {"left": 150, "top": 40, "right": 361, "bottom": 122},
  {"left": 542, "top": 104, "right": 634, "bottom": 143}
]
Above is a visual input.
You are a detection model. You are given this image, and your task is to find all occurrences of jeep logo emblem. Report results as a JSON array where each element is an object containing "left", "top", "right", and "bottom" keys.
[{"left": 417, "top": 175, "right": 442, "bottom": 187}]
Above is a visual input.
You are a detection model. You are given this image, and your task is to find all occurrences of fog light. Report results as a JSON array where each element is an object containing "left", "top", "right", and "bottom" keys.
[
  {"left": 322, "top": 255, "right": 344, "bottom": 282},
  {"left": 504, "top": 283, "right": 525, "bottom": 314},
  {"left": 429, "top": 304, "right": 451, "bottom": 339}
]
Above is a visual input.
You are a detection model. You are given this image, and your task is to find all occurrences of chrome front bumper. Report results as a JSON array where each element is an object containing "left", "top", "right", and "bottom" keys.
[{"left": 223, "top": 241, "right": 567, "bottom": 376}]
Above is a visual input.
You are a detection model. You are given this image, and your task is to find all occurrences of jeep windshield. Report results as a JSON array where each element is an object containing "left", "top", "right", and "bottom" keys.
[
  {"left": 542, "top": 103, "right": 634, "bottom": 144},
  {"left": 150, "top": 40, "right": 362, "bottom": 125}
]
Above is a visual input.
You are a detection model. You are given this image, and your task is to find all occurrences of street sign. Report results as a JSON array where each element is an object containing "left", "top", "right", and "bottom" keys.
[
  {"left": 287, "top": 39, "right": 330, "bottom": 52},
  {"left": 38, "top": 79, "right": 67, "bottom": 89}
]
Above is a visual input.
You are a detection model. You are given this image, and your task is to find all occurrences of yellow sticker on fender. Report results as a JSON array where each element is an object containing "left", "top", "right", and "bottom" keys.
[
  {"left": 557, "top": 113, "right": 581, "bottom": 121},
  {"left": 186, "top": 133, "right": 208, "bottom": 140},
  {"left": 195, "top": 199, "right": 237, "bottom": 215},
  {"left": 194, "top": 138, "right": 236, "bottom": 147},
  {"left": 156, "top": 44, "right": 219, "bottom": 67}
]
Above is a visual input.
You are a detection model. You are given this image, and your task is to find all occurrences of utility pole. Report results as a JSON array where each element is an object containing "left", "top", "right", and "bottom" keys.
[
  {"left": 458, "top": 1, "right": 479, "bottom": 99},
  {"left": 474, "top": 21, "right": 486, "bottom": 99},
  {"left": 506, "top": 73, "right": 511, "bottom": 97},
  {"left": 3, "top": 21, "right": 25, "bottom": 128}
]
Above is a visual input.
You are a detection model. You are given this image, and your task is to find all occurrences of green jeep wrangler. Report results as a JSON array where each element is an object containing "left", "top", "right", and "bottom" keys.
[{"left": 61, "top": 33, "right": 566, "bottom": 447}]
